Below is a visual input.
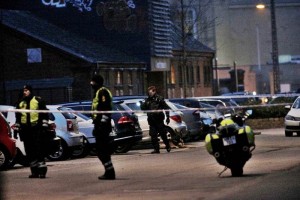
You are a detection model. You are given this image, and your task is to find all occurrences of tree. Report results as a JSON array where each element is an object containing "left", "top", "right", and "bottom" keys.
[{"left": 169, "top": 0, "right": 216, "bottom": 97}]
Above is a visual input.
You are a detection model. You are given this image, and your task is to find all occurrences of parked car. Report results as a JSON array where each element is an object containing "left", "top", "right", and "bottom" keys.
[
  {"left": 284, "top": 96, "right": 300, "bottom": 137},
  {"left": 117, "top": 98, "right": 188, "bottom": 146},
  {"left": 47, "top": 105, "right": 85, "bottom": 160},
  {"left": 68, "top": 110, "right": 95, "bottom": 156},
  {"left": 221, "top": 92, "right": 261, "bottom": 105},
  {"left": 1, "top": 105, "right": 84, "bottom": 161},
  {"left": 58, "top": 100, "right": 143, "bottom": 153},
  {"left": 0, "top": 112, "right": 16, "bottom": 170},
  {"left": 1, "top": 105, "right": 61, "bottom": 165},
  {"left": 168, "top": 102, "right": 213, "bottom": 140},
  {"left": 168, "top": 98, "right": 223, "bottom": 120},
  {"left": 193, "top": 97, "right": 240, "bottom": 115}
]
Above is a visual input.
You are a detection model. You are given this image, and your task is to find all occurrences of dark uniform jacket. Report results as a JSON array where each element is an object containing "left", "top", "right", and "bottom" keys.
[{"left": 141, "top": 94, "right": 169, "bottom": 125}]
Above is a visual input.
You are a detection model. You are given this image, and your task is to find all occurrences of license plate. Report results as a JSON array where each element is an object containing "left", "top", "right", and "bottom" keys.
[{"left": 223, "top": 135, "right": 236, "bottom": 146}]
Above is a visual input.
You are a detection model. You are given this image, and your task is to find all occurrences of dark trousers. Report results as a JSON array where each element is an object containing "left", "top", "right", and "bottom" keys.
[
  {"left": 20, "top": 125, "right": 47, "bottom": 175},
  {"left": 149, "top": 121, "right": 169, "bottom": 151},
  {"left": 93, "top": 122, "right": 114, "bottom": 167}
]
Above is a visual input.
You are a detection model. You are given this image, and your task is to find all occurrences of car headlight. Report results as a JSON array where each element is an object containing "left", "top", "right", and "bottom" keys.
[{"left": 285, "top": 115, "right": 295, "bottom": 121}]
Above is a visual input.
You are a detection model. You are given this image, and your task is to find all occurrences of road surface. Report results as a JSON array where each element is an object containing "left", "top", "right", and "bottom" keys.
[{"left": 1, "top": 128, "right": 299, "bottom": 200}]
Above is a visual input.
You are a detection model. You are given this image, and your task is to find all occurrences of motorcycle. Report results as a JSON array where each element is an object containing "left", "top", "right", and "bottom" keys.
[{"left": 205, "top": 110, "right": 255, "bottom": 177}]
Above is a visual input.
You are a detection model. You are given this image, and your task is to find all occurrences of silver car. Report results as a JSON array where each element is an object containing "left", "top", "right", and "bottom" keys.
[
  {"left": 284, "top": 96, "right": 300, "bottom": 137},
  {"left": 46, "top": 105, "right": 84, "bottom": 160},
  {"left": 0, "top": 105, "right": 83, "bottom": 163},
  {"left": 118, "top": 98, "right": 188, "bottom": 146},
  {"left": 167, "top": 102, "right": 213, "bottom": 140}
]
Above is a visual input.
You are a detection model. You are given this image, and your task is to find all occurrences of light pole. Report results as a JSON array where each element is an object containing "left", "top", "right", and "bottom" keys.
[
  {"left": 256, "top": 0, "right": 280, "bottom": 94},
  {"left": 270, "top": 0, "right": 280, "bottom": 94}
]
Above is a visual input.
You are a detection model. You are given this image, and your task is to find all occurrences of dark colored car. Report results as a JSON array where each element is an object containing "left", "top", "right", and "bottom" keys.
[
  {"left": 193, "top": 97, "right": 240, "bottom": 115},
  {"left": 0, "top": 113, "right": 16, "bottom": 170},
  {"left": 169, "top": 102, "right": 213, "bottom": 140},
  {"left": 169, "top": 98, "right": 223, "bottom": 120},
  {"left": 58, "top": 100, "right": 143, "bottom": 153}
]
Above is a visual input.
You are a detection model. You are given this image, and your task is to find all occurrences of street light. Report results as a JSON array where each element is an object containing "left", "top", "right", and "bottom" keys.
[{"left": 256, "top": 0, "right": 280, "bottom": 94}]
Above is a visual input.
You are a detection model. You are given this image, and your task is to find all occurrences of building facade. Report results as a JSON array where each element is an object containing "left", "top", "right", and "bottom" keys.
[
  {"left": 169, "top": 0, "right": 300, "bottom": 94},
  {"left": 0, "top": 0, "right": 215, "bottom": 104}
]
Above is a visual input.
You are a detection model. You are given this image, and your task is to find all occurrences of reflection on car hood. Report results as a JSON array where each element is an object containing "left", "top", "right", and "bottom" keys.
[{"left": 287, "top": 109, "right": 300, "bottom": 118}]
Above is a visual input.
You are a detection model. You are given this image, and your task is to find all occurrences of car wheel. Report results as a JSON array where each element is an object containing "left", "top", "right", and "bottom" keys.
[
  {"left": 72, "top": 138, "right": 90, "bottom": 159},
  {"left": 285, "top": 131, "right": 293, "bottom": 137},
  {"left": 165, "top": 127, "right": 184, "bottom": 147},
  {"left": 0, "top": 146, "right": 10, "bottom": 170},
  {"left": 114, "top": 144, "right": 132, "bottom": 153},
  {"left": 47, "top": 139, "right": 70, "bottom": 161}
]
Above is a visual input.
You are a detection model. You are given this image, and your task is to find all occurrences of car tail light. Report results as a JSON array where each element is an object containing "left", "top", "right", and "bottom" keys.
[
  {"left": 170, "top": 115, "right": 182, "bottom": 123},
  {"left": 66, "top": 119, "right": 74, "bottom": 131},
  {"left": 118, "top": 116, "right": 134, "bottom": 124}
]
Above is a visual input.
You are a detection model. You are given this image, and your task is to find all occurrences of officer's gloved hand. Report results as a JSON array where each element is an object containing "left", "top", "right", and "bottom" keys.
[
  {"left": 42, "top": 120, "right": 48, "bottom": 130},
  {"left": 166, "top": 117, "right": 170, "bottom": 125},
  {"left": 101, "top": 115, "right": 110, "bottom": 123},
  {"left": 12, "top": 123, "right": 20, "bottom": 139},
  {"left": 14, "top": 123, "right": 20, "bottom": 131},
  {"left": 13, "top": 130, "right": 18, "bottom": 139}
]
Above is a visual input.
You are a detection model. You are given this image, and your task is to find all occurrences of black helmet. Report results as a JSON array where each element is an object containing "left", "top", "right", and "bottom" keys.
[
  {"left": 23, "top": 84, "right": 33, "bottom": 93},
  {"left": 91, "top": 74, "right": 104, "bottom": 86}
]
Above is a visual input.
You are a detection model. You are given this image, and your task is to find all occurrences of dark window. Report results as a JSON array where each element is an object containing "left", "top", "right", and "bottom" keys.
[
  {"left": 204, "top": 61, "right": 211, "bottom": 86},
  {"left": 196, "top": 65, "right": 201, "bottom": 84}
]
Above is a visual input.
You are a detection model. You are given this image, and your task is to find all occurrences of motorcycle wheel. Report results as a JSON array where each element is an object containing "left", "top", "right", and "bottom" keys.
[{"left": 230, "top": 166, "right": 243, "bottom": 177}]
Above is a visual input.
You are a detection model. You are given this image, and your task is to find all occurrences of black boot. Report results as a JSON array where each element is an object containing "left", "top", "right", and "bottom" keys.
[
  {"left": 98, "top": 161, "right": 115, "bottom": 180},
  {"left": 166, "top": 144, "right": 171, "bottom": 153},
  {"left": 98, "top": 168, "right": 115, "bottom": 180},
  {"left": 38, "top": 162, "right": 48, "bottom": 179},
  {"left": 151, "top": 149, "right": 160, "bottom": 154},
  {"left": 29, "top": 167, "right": 39, "bottom": 178},
  {"left": 29, "top": 161, "right": 39, "bottom": 178}
]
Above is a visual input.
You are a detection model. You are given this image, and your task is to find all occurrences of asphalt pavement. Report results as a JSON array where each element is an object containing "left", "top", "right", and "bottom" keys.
[{"left": 1, "top": 128, "right": 299, "bottom": 200}]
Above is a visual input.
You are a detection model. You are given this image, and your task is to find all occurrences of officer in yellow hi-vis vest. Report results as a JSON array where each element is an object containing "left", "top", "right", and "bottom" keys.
[
  {"left": 15, "top": 85, "right": 49, "bottom": 178},
  {"left": 90, "top": 74, "right": 115, "bottom": 180}
]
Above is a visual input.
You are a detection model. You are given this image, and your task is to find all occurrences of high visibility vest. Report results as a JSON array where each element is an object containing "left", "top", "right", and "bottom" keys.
[
  {"left": 19, "top": 96, "right": 39, "bottom": 125},
  {"left": 91, "top": 87, "right": 112, "bottom": 120}
]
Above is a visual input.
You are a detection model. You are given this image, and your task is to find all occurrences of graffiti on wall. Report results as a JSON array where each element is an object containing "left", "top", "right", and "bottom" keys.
[
  {"left": 96, "top": 0, "right": 137, "bottom": 32},
  {"left": 41, "top": 0, "right": 94, "bottom": 12}
]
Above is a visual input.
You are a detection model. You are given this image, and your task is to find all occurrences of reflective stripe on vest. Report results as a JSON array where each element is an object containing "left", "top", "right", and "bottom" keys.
[
  {"left": 19, "top": 96, "right": 39, "bottom": 125},
  {"left": 91, "top": 87, "right": 112, "bottom": 120}
]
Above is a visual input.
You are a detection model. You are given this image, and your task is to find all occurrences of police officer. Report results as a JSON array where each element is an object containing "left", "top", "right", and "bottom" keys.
[
  {"left": 90, "top": 74, "right": 115, "bottom": 180},
  {"left": 141, "top": 86, "right": 171, "bottom": 154},
  {"left": 15, "top": 85, "right": 49, "bottom": 178}
]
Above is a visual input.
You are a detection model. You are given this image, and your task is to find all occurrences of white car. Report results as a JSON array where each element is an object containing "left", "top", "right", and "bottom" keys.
[
  {"left": 61, "top": 108, "right": 94, "bottom": 157},
  {"left": 0, "top": 105, "right": 84, "bottom": 162},
  {"left": 284, "top": 96, "right": 300, "bottom": 137},
  {"left": 118, "top": 98, "right": 188, "bottom": 146}
]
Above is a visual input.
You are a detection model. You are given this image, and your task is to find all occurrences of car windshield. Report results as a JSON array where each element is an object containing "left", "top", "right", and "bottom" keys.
[
  {"left": 292, "top": 98, "right": 300, "bottom": 109},
  {"left": 125, "top": 102, "right": 142, "bottom": 111},
  {"left": 114, "top": 102, "right": 131, "bottom": 112},
  {"left": 171, "top": 103, "right": 187, "bottom": 109},
  {"left": 57, "top": 107, "right": 77, "bottom": 119},
  {"left": 73, "top": 111, "right": 91, "bottom": 120}
]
